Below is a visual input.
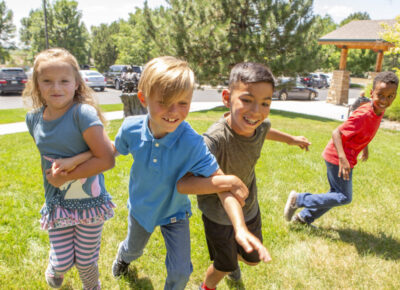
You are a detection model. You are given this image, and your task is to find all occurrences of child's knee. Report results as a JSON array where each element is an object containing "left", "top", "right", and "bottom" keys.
[
  {"left": 50, "top": 260, "right": 74, "bottom": 274},
  {"left": 340, "top": 194, "right": 352, "bottom": 205}
]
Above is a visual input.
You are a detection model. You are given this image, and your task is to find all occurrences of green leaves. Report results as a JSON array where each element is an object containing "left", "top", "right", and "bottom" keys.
[{"left": 20, "top": 0, "right": 89, "bottom": 65}]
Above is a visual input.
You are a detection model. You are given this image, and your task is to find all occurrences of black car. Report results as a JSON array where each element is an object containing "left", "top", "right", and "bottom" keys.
[
  {"left": 0, "top": 68, "right": 28, "bottom": 95},
  {"left": 273, "top": 78, "right": 318, "bottom": 101},
  {"left": 104, "top": 65, "right": 142, "bottom": 90}
]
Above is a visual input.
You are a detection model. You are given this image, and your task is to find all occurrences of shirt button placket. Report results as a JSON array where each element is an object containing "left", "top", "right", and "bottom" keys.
[{"left": 151, "top": 141, "right": 160, "bottom": 171}]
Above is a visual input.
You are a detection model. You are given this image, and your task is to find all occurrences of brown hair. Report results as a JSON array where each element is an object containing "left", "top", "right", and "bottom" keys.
[
  {"left": 23, "top": 48, "right": 106, "bottom": 124},
  {"left": 138, "top": 56, "right": 195, "bottom": 106}
]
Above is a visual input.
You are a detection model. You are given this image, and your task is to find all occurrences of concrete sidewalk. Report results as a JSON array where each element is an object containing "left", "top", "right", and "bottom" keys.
[
  {"left": 0, "top": 101, "right": 222, "bottom": 135},
  {"left": 1, "top": 98, "right": 399, "bottom": 135}
]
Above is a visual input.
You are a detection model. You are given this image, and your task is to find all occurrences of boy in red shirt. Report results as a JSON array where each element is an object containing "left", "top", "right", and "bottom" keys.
[{"left": 284, "top": 71, "right": 398, "bottom": 225}]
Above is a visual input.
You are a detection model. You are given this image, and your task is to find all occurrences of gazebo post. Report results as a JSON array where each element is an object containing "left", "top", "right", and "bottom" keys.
[
  {"left": 339, "top": 46, "right": 348, "bottom": 70},
  {"left": 375, "top": 50, "right": 384, "bottom": 72}
]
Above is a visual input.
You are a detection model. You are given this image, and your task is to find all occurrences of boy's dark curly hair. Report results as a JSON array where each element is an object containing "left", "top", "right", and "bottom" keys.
[
  {"left": 229, "top": 62, "right": 275, "bottom": 90},
  {"left": 373, "top": 71, "right": 399, "bottom": 89}
]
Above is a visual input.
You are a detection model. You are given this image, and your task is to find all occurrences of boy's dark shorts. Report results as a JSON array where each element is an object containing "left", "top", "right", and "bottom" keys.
[{"left": 202, "top": 209, "right": 262, "bottom": 272}]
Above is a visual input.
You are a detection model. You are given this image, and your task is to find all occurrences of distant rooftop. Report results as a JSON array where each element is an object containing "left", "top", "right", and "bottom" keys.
[{"left": 318, "top": 19, "right": 396, "bottom": 51}]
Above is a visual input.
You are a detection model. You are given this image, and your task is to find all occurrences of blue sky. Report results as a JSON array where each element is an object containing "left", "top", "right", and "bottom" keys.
[{"left": 4, "top": 0, "right": 400, "bottom": 44}]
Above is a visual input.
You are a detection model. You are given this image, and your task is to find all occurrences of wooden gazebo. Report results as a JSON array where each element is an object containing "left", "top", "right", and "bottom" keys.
[{"left": 318, "top": 19, "right": 396, "bottom": 105}]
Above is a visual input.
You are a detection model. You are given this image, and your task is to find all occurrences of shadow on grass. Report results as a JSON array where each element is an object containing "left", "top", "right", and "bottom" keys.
[
  {"left": 193, "top": 106, "right": 338, "bottom": 123},
  {"left": 225, "top": 277, "right": 245, "bottom": 290},
  {"left": 122, "top": 266, "right": 154, "bottom": 289},
  {"left": 336, "top": 229, "right": 400, "bottom": 260},
  {"left": 292, "top": 225, "right": 400, "bottom": 260}
]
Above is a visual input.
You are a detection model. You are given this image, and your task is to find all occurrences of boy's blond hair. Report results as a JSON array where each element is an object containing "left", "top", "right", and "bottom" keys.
[
  {"left": 23, "top": 48, "right": 106, "bottom": 124},
  {"left": 138, "top": 56, "right": 195, "bottom": 106}
]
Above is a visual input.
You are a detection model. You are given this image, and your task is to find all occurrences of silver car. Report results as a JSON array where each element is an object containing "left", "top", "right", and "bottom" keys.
[{"left": 79, "top": 70, "right": 106, "bottom": 91}]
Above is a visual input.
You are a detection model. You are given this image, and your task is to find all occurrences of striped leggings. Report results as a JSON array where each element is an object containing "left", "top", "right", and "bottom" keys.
[{"left": 47, "top": 222, "right": 104, "bottom": 289}]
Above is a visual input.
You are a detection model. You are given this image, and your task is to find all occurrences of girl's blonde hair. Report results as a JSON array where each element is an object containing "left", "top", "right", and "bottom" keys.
[
  {"left": 23, "top": 48, "right": 106, "bottom": 124},
  {"left": 138, "top": 56, "right": 195, "bottom": 106}
]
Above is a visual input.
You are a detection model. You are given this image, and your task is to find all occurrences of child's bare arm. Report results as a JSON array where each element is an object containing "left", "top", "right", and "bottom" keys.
[
  {"left": 218, "top": 192, "right": 271, "bottom": 263},
  {"left": 46, "top": 126, "right": 115, "bottom": 187},
  {"left": 177, "top": 170, "right": 271, "bottom": 262},
  {"left": 50, "top": 151, "right": 93, "bottom": 176},
  {"left": 332, "top": 128, "right": 351, "bottom": 180},
  {"left": 177, "top": 169, "right": 248, "bottom": 206},
  {"left": 266, "top": 128, "right": 311, "bottom": 151},
  {"left": 359, "top": 145, "right": 368, "bottom": 162}
]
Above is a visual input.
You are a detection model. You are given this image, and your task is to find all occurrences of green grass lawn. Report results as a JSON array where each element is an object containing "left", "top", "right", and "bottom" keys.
[
  {"left": 0, "top": 104, "right": 123, "bottom": 124},
  {"left": 1, "top": 108, "right": 399, "bottom": 289}
]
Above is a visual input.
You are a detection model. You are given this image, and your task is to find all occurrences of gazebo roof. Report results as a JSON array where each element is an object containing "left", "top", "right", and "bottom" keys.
[{"left": 318, "top": 19, "right": 396, "bottom": 51}]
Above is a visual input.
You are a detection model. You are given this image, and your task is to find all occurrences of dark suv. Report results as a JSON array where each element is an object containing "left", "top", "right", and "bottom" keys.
[
  {"left": 104, "top": 65, "right": 142, "bottom": 90},
  {"left": 0, "top": 68, "right": 28, "bottom": 95}
]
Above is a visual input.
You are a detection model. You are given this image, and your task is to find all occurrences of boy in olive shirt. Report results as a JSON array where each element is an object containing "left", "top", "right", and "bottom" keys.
[{"left": 179, "top": 62, "right": 310, "bottom": 290}]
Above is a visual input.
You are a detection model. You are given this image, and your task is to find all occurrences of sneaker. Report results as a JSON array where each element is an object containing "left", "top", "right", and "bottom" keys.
[
  {"left": 227, "top": 266, "right": 241, "bottom": 281},
  {"left": 112, "top": 258, "right": 130, "bottom": 277},
  {"left": 292, "top": 213, "right": 306, "bottom": 224},
  {"left": 284, "top": 190, "right": 299, "bottom": 221},
  {"left": 292, "top": 213, "right": 318, "bottom": 229},
  {"left": 45, "top": 267, "right": 64, "bottom": 288}
]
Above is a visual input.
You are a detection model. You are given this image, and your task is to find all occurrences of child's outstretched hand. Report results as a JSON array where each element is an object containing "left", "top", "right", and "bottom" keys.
[
  {"left": 291, "top": 136, "right": 311, "bottom": 151},
  {"left": 235, "top": 228, "right": 272, "bottom": 263}
]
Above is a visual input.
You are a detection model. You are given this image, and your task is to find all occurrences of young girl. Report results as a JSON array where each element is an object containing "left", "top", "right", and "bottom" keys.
[{"left": 23, "top": 48, "right": 115, "bottom": 289}]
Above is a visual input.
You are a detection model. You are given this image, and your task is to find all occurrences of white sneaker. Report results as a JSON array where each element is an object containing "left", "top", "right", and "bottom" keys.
[{"left": 284, "top": 190, "right": 299, "bottom": 221}]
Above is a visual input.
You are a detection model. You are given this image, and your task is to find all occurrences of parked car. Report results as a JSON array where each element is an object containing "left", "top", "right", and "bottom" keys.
[
  {"left": 300, "top": 73, "right": 324, "bottom": 89},
  {"left": 79, "top": 70, "right": 106, "bottom": 91},
  {"left": 273, "top": 78, "right": 318, "bottom": 101},
  {"left": 319, "top": 73, "right": 332, "bottom": 88},
  {"left": 104, "top": 65, "right": 142, "bottom": 90},
  {"left": 0, "top": 67, "right": 28, "bottom": 95}
]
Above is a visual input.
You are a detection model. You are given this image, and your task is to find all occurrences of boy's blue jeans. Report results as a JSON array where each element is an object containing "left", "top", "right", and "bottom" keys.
[
  {"left": 297, "top": 161, "right": 353, "bottom": 224},
  {"left": 118, "top": 214, "right": 192, "bottom": 290}
]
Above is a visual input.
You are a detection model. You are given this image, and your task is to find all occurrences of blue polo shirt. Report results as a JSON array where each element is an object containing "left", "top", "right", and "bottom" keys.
[{"left": 115, "top": 115, "right": 219, "bottom": 233}]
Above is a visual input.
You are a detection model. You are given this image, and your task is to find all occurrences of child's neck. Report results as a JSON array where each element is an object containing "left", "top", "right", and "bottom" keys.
[{"left": 43, "top": 102, "right": 75, "bottom": 121}]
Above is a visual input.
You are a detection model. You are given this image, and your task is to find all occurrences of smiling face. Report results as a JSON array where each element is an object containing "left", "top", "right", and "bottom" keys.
[
  {"left": 37, "top": 60, "right": 79, "bottom": 119},
  {"left": 370, "top": 81, "right": 397, "bottom": 116},
  {"left": 138, "top": 89, "right": 192, "bottom": 139},
  {"left": 223, "top": 81, "right": 273, "bottom": 137}
]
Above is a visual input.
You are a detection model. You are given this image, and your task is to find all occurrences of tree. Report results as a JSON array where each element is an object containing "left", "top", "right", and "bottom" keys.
[
  {"left": 313, "top": 15, "right": 340, "bottom": 72},
  {"left": 0, "top": 1, "right": 16, "bottom": 62},
  {"left": 114, "top": 8, "right": 158, "bottom": 66},
  {"left": 20, "top": 0, "right": 89, "bottom": 64},
  {"left": 90, "top": 22, "right": 119, "bottom": 72},
  {"left": 143, "top": 0, "right": 317, "bottom": 84}
]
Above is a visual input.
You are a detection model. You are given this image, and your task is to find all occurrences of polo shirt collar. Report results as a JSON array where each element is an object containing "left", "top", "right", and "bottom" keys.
[{"left": 140, "top": 114, "right": 186, "bottom": 148}]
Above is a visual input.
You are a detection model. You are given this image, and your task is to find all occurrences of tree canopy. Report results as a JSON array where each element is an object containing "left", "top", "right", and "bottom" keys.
[
  {"left": 20, "top": 0, "right": 89, "bottom": 64},
  {"left": 0, "top": 1, "right": 16, "bottom": 62}
]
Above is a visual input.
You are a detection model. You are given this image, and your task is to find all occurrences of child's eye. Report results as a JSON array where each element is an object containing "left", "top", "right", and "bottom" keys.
[
  {"left": 262, "top": 102, "right": 270, "bottom": 107},
  {"left": 241, "top": 98, "right": 251, "bottom": 103},
  {"left": 62, "top": 80, "right": 70, "bottom": 83},
  {"left": 178, "top": 102, "right": 188, "bottom": 106}
]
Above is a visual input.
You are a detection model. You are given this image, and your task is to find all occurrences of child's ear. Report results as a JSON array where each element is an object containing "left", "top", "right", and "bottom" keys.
[
  {"left": 222, "top": 89, "right": 231, "bottom": 108},
  {"left": 137, "top": 91, "right": 147, "bottom": 107}
]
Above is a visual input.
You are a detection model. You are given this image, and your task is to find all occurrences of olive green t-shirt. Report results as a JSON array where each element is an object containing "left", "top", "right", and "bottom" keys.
[{"left": 197, "top": 114, "right": 271, "bottom": 225}]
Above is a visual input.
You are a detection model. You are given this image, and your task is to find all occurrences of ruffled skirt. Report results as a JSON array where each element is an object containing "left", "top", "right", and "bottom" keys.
[{"left": 40, "top": 201, "right": 115, "bottom": 230}]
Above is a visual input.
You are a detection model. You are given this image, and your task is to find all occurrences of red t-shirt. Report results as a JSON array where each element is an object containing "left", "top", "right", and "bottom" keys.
[{"left": 322, "top": 103, "right": 383, "bottom": 168}]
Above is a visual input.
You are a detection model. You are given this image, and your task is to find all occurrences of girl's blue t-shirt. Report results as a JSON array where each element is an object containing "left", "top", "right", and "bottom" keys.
[{"left": 26, "top": 103, "right": 112, "bottom": 212}]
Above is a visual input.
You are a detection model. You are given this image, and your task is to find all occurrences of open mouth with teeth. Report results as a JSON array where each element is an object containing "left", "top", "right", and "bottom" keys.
[
  {"left": 243, "top": 116, "right": 259, "bottom": 125},
  {"left": 162, "top": 117, "right": 179, "bottom": 123}
]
